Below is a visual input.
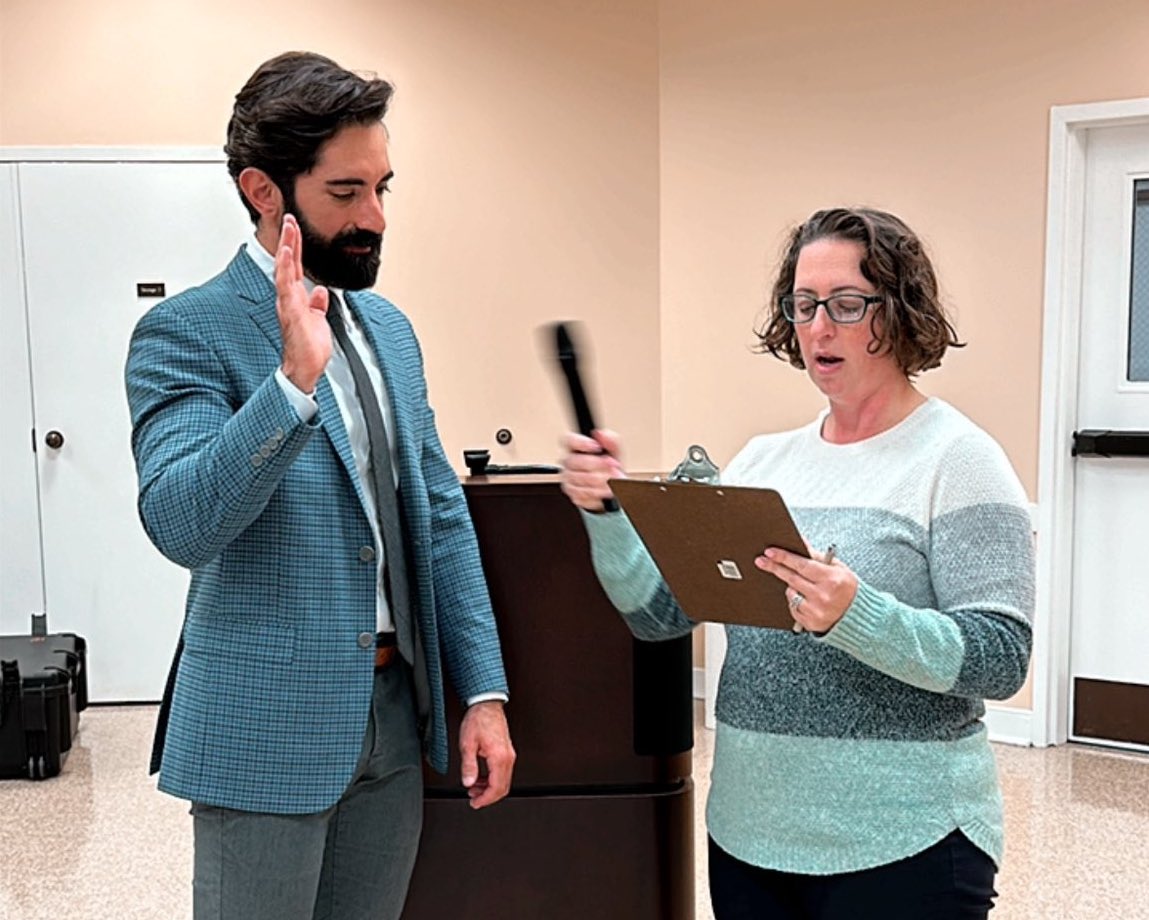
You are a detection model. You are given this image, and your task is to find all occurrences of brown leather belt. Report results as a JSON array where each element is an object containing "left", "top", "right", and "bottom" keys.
[{"left": 375, "top": 632, "right": 398, "bottom": 670}]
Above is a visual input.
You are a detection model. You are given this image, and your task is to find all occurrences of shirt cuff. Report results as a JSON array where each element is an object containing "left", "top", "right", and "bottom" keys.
[
  {"left": 275, "top": 367, "right": 318, "bottom": 423},
  {"left": 466, "top": 692, "right": 509, "bottom": 707}
]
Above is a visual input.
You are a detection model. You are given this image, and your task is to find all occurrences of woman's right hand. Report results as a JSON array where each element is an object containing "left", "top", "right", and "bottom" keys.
[{"left": 559, "top": 429, "right": 626, "bottom": 512}]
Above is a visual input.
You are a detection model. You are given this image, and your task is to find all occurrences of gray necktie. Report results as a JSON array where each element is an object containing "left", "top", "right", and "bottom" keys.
[{"left": 326, "top": 296, "right": 422, "bottom": 690}]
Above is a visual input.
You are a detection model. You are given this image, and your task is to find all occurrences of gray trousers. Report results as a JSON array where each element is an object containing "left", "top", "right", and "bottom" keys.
[{"left": 191, "top": 664, "right": 424, "bottom": 920}]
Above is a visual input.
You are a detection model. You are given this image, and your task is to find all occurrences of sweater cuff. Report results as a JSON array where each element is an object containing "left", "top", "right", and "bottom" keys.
[
  {"left": 579, "top": 506, "right": 634, "bottom": 543},
  {"left": 817, "top": 580, "right": 889, "bottom": 657}
]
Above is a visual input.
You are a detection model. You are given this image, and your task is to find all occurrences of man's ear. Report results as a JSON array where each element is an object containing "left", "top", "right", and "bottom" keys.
[{"left": 238, "top": 167, "right": 284, "bottom": 229}]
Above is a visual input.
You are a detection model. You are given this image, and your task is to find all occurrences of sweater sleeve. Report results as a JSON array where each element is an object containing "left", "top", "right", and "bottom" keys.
[
  {"left": 580, "top": 509, "right": 696, "bottom": 641},
  {"left": 820, "top": 434, "right": 1035, "bottom": 700}
]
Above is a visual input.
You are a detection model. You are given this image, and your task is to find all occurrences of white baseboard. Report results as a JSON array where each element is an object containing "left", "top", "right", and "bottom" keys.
[
  {"left": 693, "top": 666, "right": 706, "bottom": 700},
  {"left": 985, "top": 705, "right": 1033, "bottom": 746}
]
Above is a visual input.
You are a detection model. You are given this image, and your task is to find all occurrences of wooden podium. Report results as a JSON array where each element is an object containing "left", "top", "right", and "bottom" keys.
[{"left": 402, "top": 476, "right": 695, "bottom": 919}]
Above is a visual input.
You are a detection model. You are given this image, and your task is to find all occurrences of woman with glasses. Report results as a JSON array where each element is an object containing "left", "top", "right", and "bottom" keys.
[{"left": 560, "top": 207, "right": 1033, "bottom": 919}]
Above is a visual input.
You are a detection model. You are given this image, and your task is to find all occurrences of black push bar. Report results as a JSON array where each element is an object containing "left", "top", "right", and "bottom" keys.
[{"left": 1072, "top": 429, "right": 1149, "bottom": 458}]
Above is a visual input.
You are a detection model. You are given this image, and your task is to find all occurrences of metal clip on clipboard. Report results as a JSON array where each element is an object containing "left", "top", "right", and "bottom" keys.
[{"left": 667, "top": 445, "right": 719, "bottom": 484}]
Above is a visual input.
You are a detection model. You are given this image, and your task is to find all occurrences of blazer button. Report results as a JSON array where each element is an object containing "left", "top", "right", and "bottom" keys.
[
  {"left": 250, "top": 454, "right": 263, "bottom": 467},
  {"left": 359, "top": 546, "right": 376, "bottom": 562},
  {"left": 357, "top": 631, "right": 374, "bottom": 649}
]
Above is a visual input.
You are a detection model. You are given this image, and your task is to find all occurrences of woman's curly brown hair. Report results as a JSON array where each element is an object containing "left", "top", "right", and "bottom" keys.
[{"left": 754, "top": 207, "right": 964, "bottom": 376}]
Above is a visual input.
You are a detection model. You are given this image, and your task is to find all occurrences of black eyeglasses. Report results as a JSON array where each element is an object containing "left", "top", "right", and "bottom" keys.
[{"left": 780, "top": 293, "right": 883, "bottom": 325}]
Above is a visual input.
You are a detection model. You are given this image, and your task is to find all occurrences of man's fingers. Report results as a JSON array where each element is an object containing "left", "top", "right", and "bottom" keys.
[
  {"left": 469, "top": 747, "right": 513, "bottom": 809},
  {"left": 460, "top": 741, "right": 479, "bottom": 788},
  {"left": 275, "top": 224, "right": 301, "bottom": 296},
  {"left": 466, "top": 778, "right": 489, "bottom": 803},
  {"left": 309, "top": 284, "right": 329, "bottom": 315},
  {"left": 281, "top": 214, "right": 299, "bottom": 271}
]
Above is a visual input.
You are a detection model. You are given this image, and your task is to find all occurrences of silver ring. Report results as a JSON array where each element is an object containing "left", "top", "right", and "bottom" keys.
[{"left": 789, "top": 592, "right": 805, "bottom": 610}]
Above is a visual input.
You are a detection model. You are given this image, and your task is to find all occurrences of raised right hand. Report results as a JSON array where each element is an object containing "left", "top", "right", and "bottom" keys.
[
  {"left": 276, "top": 214, "right": 332, "bottom": 393},
  {"left": 559, "top": 429, "right": 626, "bottom": 512}
]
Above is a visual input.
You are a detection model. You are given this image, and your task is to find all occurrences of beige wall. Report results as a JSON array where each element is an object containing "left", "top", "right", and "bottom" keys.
[
  {"left": 658, "top": 0, "right": 1149, "bottom": 486},
  {"left": 0, "top": 0, "right": 663, "bottom": 472},
  {"left": 5, "top": 0, "right": 1148, "bottom": 693}
]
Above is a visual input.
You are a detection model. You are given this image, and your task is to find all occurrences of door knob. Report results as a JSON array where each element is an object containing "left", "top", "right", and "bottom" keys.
[{"left": 44, "top": 430, "right": 65, "bottom": 450}]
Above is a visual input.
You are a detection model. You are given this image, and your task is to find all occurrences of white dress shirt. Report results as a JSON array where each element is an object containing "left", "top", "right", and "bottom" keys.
[{"left": 249, "top": 236, "right": 506, "bottom": 705}]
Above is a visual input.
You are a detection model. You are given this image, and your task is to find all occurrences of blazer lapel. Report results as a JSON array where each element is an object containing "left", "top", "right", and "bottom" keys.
[
  {"left": 230, "top": 246, "right": 282, "bottom": 352},
  {"left": 228, "top": 248, "right": 366, "bottom": 504}
]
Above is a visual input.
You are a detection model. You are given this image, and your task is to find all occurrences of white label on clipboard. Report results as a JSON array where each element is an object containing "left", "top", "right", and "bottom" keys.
[{"left": 716, "top": 559, "right": 743, "bottom": 580}]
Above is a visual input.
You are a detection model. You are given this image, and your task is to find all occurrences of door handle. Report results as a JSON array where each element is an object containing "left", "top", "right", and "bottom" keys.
[
  {"left": 44, "top": 430, "right": 65, "bottom": 450},
  {"left": 1072, "top": 429, "right": 1149, "bottom": 458}
]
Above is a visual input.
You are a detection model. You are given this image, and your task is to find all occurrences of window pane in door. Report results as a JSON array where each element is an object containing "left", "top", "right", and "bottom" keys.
[{"left": 1130, "top": 178, "right": 1149, "bottom": 382}]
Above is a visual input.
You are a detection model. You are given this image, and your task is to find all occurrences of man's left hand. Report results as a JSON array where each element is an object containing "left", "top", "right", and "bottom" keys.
[{"left": 458, "top": 701, "right": 515, "bottom": 809}]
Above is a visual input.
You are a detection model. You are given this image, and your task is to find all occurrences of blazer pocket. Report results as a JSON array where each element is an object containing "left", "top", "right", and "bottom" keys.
[{"left": 183, "top": 619, "right": 295, "bottom": 665}]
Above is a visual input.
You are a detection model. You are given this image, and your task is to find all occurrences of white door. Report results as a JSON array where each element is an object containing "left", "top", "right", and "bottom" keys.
[
  {"left": 17, "top": 159, "right": 251, "bottom": 701},
  {"left": 0, "top": 165, "right": 46, "bottom": 632},
  {"left": 1069, "top": 122, "right": 1149, "bottom": 751}
]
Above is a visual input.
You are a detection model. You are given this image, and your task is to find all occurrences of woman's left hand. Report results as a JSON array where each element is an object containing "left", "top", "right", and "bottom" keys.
[{"left": 755, "top": 546, "right": 858, "bottom": 634}]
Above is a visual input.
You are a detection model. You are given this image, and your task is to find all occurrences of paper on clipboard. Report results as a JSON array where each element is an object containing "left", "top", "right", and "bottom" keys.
[{"left": 609, "top": 478, "right": 809, "bottom": 630}]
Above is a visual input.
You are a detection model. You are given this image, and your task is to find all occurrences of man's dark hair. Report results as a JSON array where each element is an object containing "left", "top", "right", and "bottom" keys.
[
  {"left": 225, "top": 51, "right": 394, "bottom": 223},
  {"left": 755, "top": 207, "right": 964, "bottom": 376}
]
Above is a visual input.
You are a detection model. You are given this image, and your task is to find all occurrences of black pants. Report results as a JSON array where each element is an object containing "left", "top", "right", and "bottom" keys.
[{"left": 708, "top": 831, "right": 998, "bottom": 919}]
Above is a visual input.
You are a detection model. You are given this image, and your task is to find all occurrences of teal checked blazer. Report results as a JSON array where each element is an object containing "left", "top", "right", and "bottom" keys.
[{"left": 126, "top": 247, "right": 507, "bottom": 813}]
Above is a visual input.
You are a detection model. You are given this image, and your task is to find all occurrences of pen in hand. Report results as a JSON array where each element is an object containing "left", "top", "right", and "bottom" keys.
[{"left": 791, "top": 544, "right": 836, "bottom": 634}]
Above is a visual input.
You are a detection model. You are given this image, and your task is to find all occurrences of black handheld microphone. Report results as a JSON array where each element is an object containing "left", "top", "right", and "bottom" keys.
[{"left": 552, "top": 322, "right": 618, "bottom": 512}]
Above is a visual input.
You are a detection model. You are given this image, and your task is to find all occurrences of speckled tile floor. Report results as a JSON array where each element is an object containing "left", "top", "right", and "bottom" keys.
[{"left": 2, "top": 704, "right": 1147, "bottom": 919}]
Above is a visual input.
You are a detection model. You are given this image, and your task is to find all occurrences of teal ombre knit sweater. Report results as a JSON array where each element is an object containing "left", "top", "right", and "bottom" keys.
[{"left": 581, "top": 398, "right": 1034, "bottom": 874}]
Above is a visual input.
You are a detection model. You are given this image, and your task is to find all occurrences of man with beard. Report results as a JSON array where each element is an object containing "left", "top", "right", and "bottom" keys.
[{"left": 125, "top": 52, "right": 514, "bottom": 920}]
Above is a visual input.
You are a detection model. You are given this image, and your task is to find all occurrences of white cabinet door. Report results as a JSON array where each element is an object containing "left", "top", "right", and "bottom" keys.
[
  {"left": 18, "top": 160, "right": 251, "bottom": 701},
  {"left": 1069, "top": 123, "right": 1149, "bottom": 750}
]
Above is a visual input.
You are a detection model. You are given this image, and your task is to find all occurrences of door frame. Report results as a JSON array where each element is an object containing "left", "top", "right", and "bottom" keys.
[{"left": 1033, "top": 97, "right": 1149, "bottom": 747}]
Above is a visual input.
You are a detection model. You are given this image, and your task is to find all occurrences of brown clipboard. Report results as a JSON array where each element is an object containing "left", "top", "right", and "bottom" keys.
[{"left": 609, "top": 478, "right": 809, "bottom": 630}]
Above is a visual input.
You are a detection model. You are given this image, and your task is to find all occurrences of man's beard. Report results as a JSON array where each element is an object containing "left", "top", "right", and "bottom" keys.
[{"left": 281, "top": 186, "right": 383, "bottom": 291}]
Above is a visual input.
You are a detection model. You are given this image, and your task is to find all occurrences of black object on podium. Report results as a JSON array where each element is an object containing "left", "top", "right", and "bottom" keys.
[{"left": 402, "top": 477, "right": 695, "bottom": 919}]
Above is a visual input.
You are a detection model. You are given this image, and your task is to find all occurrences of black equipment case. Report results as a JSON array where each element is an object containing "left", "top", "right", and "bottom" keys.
[{"left": 0, "top": 615, "right": 88, "bottom": 780}]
